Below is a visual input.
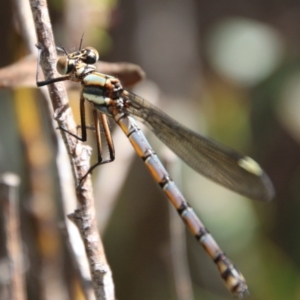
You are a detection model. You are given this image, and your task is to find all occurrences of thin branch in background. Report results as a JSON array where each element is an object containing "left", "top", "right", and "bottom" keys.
[
  {"left": 0, "top": 55, "right": 37, "bottom": 88},
  {"left": 29, "top": 0, "right": 115, "bottom": 299},
  {"left": 0, "top": 56, "right": 145, "bottom": 89},
  {"left": 0, "top": 173, "right": 25, "bottom": 300},
  {"left": 96, "top": 61, "right": 145, "bottom": 87}
]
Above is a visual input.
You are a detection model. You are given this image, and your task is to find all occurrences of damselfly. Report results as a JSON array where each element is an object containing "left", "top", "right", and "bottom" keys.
[{"left": 36, "top": 45, "right": 275, "bottom": 297}]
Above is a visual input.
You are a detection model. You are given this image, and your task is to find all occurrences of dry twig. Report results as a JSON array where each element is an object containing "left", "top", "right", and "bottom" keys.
[
  {"left": 29, "top": 0, "right": 115, "bottom": 299},
  {"left": 0, "top": 173, "right": 25, "bottom": 300},
  {"left": 0, "top": 55, "right": 145, "bottom": 89}
]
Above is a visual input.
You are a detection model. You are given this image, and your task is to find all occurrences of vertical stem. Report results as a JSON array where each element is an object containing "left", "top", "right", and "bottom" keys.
[
  {"left": 29, "top": 0, "right": 116, "bottom": 299},
  {"left": 0, "top": 173, "right": 25, "bottom": 300}
]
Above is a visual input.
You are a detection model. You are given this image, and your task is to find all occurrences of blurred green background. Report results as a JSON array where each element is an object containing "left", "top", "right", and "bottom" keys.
[{"left": 1, "top": 0, "right": 300, "bottom": 299}]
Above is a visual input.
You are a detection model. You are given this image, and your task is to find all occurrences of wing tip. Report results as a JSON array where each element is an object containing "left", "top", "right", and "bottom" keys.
[{"left": 254, "top": 171, "right": 275, "bottom": 202}]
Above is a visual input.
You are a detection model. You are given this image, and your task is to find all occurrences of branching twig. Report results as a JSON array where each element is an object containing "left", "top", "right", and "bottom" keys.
[
  {"left": 29, "top": 0, "right": 115, "bottom": 299},
  {"left": 0, "top": 55, "right": 145, "bottom": 89}
]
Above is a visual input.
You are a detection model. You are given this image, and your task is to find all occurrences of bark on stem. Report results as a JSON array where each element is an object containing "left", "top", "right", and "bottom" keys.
[{"left": 29, "top": 1, "right": 115, "bottom": 299}]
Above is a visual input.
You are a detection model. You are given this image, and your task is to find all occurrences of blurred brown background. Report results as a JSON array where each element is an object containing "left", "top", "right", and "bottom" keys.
[{"left": 1, "top": 0, "right": 300, "bottom": 299}]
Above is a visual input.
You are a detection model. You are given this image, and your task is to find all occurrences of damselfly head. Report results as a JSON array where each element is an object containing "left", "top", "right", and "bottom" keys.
[
  {"left": 67, "top": 47, "right": 99, "bottom": 64},
  {"left": 56, "top": 47, "right": 99, "bottom": 75},
  {"left": 80, "top": 47, "right": 99, "bottom": 64},
  {"left": 56, "top": 56, "right": 76, "bottom": 75}
]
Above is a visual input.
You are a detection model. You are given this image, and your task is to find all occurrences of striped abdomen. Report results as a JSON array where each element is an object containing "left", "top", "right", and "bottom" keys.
[{"left": 113, "top": 111, "right": 248, "bottom": 297}]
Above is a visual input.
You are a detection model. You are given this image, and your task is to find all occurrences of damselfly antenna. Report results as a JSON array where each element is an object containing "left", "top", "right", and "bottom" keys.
[{"left": 79, "top": 32, "right": 85, "bottom": 51}]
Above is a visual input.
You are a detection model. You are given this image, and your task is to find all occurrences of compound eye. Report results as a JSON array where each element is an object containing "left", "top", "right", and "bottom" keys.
[
  {"left": 56, "top": 56, "right": 75, "bottom": 74},
  {"left": 82, "top": 47, "right": 99, "bottom": 64}
]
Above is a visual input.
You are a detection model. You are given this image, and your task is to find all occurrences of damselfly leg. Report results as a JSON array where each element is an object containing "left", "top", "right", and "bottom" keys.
[{"left": 36, "top": 45, "right": 115, "bottom": 183}]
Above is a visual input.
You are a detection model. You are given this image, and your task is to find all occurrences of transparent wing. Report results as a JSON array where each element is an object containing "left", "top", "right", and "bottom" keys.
[{"left": 123, "top": 91, "right": 275, "bottom": 201}]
